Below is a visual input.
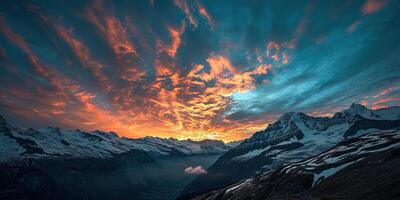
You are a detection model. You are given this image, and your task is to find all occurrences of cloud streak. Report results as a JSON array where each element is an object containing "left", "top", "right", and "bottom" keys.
[
  {"left": 362, "top": 0, "right": 389, "bottom": 15},
  {"left": 0, "top": 0, "right": 399, "bottom": 142}
]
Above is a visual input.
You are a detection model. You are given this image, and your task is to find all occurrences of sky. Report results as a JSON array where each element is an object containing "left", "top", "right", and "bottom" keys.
[{"left": 0, "top": 0, "right": 399, "bottom": 142}]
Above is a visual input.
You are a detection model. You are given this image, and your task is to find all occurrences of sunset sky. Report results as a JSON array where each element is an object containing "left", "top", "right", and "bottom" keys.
[{"left": 0, "top": 0, "right": 399, "bottom": 142}]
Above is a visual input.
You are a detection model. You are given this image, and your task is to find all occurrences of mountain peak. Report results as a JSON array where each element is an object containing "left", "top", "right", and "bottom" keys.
[
  {"left": 349, "top": 103, "right": 368, "bottom": 111},
  {"left": 276, "top": 111, "right": 309, "bottom": 124},
  {"left": 343, "top": 103, "right": 374, "bottom": 118},
  {"left": 281, "top": 111, "right": 297, "bottom": 118},
  {"left": 0, "top": 115, "right": 7, "bottom": 126},
  {"left": 278, "top": 111, "right": 299, "bottom": 120}
]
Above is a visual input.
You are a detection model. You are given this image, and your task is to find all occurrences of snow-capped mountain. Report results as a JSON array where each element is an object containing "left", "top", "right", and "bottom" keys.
[
  {"left": 341, "top": 103, "right": 400, "bottom": 120},
  {"left": 0, "top": 115, "right": 230, "bottom": 163},
  {"left": 225, "top": 140, "right": 243, "bottom": 148},
  {"left": 0, "top": 115, "right": 233, "bottom": 200},
  {"left": 133, "top": 137, "right": 230, "bottom": 156},
  {"left": 191, "top": 129, "right": 400, "bottom": 200},
  {"left": 178, "top": 104, "right": 400, "bottom": 200}
]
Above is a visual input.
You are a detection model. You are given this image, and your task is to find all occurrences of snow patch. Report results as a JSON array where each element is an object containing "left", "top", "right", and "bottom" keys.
[
  {"left": 233, "top": 146, "right": 271, "bottom": 161},
  {"left": 312, "top": 159, "right": 362, "bottom": 187},
  {"left": 226, "top": 178, "right": 252, "bottom": 193}
]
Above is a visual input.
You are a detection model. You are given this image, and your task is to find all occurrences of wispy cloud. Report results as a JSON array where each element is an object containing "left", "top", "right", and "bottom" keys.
[
  {"left": 0, "top": 0, "right": 399, "bottom": 142},
  {"left": 362, "top": 0, "right": 389, "bottom": 15},
  {"left": 174, "top": 0, "right": 197, "bottom": 27}
]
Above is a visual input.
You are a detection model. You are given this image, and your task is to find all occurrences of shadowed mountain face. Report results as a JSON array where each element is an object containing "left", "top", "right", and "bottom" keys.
[
  {"left": 0, "top": 152, "right": 221, "bottom": 200},
  {"left": 190, "top": 130, "right": 400, "bottom": 200},
  {"left": 0, "top": 150, "right": 158, "bottom": 200},
  {"left": 178, "top": 104, "right": 400, "bottom": 199}
]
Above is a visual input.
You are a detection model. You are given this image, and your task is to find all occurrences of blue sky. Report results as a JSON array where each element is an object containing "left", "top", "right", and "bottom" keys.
[{"left": 0, "top": 0, "right": 399, "bottom": 141}]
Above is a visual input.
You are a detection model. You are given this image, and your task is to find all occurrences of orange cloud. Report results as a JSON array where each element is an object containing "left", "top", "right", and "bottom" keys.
[
  {"left": 125, "top": 55, "right": 273, "bottom": 141},
  {"left": 1, "top": 11, "right": 274, "bottom": 143},
  {"left": 266, "top": 41, "right": 290, "bottom": 65},
  {"left": 362, "top": 0, "right": 388, "bottom": 15},
  {"left": 105, "top": 17, "right": 137, "bottom": 56},
  {"left": 253, "top": 64, "right": 272, "bottom": 75},
  {"left": 153, "top": 22, "right": 185, "bottom": 78},
  {"left": 166, "top": 22, "right": 185, "bottom": 58},
  {"left": 0, "top": 17, "right": 56, "bottom": 86},
  {"left": 174, "top": 0, "right": 214, "bottom": 30},
  {"left": 174, "top": 0, "right": 197, "bottom": 27},
  {"left": 0, "top": 16, "right": 154, "bottom": 139},
  {"left": 84, "top": 0, "right": 146, "bottom": 83},
  {"left": 86, "top": 8, "right": 137, "bottom": 56},
  {"left": 54, "top": 24, "right": 112, "bottom": 91},
  {"left": 196, "top": 1, "right": 214, "bottom": 29},
  {"left": 359, "top": 87, "right": 399, "bottom": 110},
  {"left": 372, "top": 86, "right": 396, "bottom": 98},
  {"left": 0, "top": 18, "right": 35, "bottom": 58},
  {"left": 282, "top": 52, "right": 289, "bottom": 64},
  {"left": 370, "top": 96, "right": 400, "bottom": 109},
  {"left": 153, "top": 47, "right": 176, "bottom": 76}
]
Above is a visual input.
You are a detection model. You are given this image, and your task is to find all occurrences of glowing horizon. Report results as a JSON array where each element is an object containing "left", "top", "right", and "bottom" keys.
[{"left": 0, "top": 0, "right": 399, "bottom": 142}]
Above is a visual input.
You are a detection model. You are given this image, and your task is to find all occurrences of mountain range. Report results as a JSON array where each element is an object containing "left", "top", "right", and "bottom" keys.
[
  {"left": 190, "top": 129, "right": 400, "bottom": 200},
  {"left": 178, "top": 104, "right": 400, "bottom": 199},
  {"left": 1, "top": 103, "right": 399, "bottom": 200},
  {"left": 0, "top": 115, "right": 233, "bottom": 162},
  {"left": 0, "top": 116, "right": 235, "bottom": 200}
]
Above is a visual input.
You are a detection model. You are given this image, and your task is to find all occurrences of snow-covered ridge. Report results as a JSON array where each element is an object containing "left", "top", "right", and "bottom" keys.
[
  {"left": 282, "top": 129, "right": 399, "bottom": 170},
  {"left": 0, "top": 115, "right": 231, "bottom": 162},
  {"left": 281, "top": 129, "right": 400, "bottom": 187},
  {"left": 179, "top": 104, "right": 400, "bottom": 200},
  {"left": 201, "top": 129, "right": 400, "bottom": 199},
  {"left": 341, "top": 103, "right": 400, "bottom": 120},
  {"left": 234, "top": 104, "right": 400, "bottom": 157},
  {"left": 226, "top": 104, "right": 400, "bottom": 169}
]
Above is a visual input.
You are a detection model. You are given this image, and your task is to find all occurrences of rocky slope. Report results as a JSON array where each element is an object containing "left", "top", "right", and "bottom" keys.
[
  {"left": 191, "top": 129, "right": 400, "bottom": 200},
  {"left": 178, "top": 104, "right": 400, "bottom": 199}
]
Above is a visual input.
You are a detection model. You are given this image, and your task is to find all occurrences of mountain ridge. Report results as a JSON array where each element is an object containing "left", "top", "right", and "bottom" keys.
[
  {"left": 0, "top": 115, "right": 234, "bottom": 163},
  {"left": 190, "top": 129, "right": 400, "bottom": 200},
  {"left": 177, "top": 104, "right": 400, "bottom": 200}
]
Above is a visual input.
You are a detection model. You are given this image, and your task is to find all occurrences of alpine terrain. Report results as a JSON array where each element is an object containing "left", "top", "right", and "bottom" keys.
[
  {"left": 178, "top": 104, "right": 400, "bottom": 199},
  {"left": 0, "top": 115, "right": 232, "bottom": 200}
]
